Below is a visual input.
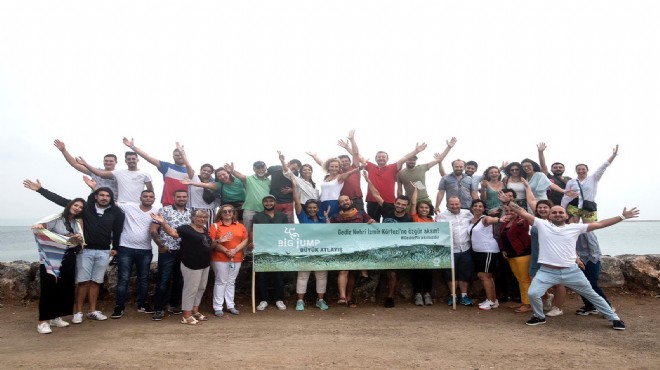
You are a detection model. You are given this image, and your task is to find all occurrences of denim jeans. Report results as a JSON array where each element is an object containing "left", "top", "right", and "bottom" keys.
[
  {"left": 154, "top": 250, "right": 183, "bottom": 311},
  {"left": 257, "top": 271, "right": 284, "bottom": 302},
  {"left": 115, "top": 246, "right": 153, "bottom": 308},
  {"left": 580, "top": 260, "right": 611, "bottom": 309},
  {"left": 528, "top": 265, "right": 619, "bottom": 321}
]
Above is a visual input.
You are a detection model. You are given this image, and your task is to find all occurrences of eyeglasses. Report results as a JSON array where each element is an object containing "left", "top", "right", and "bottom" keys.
[
  {"left": 510, "top": 168, "right": 520, "bottom": 172},
  {"left": 221, "top": 209, "right": 234, "bottom": 214}
]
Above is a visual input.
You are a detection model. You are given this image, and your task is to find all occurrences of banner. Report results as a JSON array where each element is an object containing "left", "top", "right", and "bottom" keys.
[{"left": 253, "top": 222, "right": 452, "bottom": 272}]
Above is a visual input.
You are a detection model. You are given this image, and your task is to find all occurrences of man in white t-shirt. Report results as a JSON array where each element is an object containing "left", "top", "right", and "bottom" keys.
[
  {"left": 78, "top": 151, "right": 153, "bottom": 204},
  {"left": 111, "top": 190, "right": 160, "bottom": 319},
  {"left": 507, "top": 202, "right": 638, "bottom": 330}
]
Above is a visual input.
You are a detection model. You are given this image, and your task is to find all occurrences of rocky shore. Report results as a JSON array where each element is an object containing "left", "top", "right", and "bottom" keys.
[{"left": 1, "top": 255, "right": 658, "bottom": 304}]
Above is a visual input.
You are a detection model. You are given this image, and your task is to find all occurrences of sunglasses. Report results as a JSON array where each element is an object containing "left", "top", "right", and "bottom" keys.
[{"left": 221, "top": 209, "right": 234, "bottom": 214}]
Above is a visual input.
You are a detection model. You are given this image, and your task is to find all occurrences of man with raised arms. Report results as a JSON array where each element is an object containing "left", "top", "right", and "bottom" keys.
[
  {"left": 53, "top": 139, "right": 119, "bottom": 200},
  {"left": 504, "top": 198, "right": 636, "bottom": 330},
  {"left": 224, "top": 160, "right": 271, "bottom": 244},
  {"left": 537, "top": 142, "right": 571, "bottom": 207},
  {"left": 397, "top": 137, "right": 457, "bottom": 211},
  {"left": 77, "top": 151, "right": 153, "bottom": 204},
  {"left": 123, "top": 138, "right": 193, "bottom": 207},
  {"left": 350, "top": 133, "right": 427, "bottom": 222}
]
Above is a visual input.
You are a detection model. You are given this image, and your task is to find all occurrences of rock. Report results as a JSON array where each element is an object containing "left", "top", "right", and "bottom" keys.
[
  {"left": 0, "top": 261, "right": 33, "bottom": 302},
  {"left": 618, "top": 254, "right": 660, "bottom": 292},
  {"left": 599, "top": 256, "right": 625, "bottom": 288}
]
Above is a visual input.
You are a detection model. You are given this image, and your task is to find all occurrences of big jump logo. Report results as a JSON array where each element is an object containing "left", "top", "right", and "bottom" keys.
[{"left": 277, "top": 227, "right": 321, "bottom": 250}]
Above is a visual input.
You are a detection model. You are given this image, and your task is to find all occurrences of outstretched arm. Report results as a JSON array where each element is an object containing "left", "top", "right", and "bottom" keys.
[
  {"left": 305, "top": 151, "right": 325, "bottom": 167},
  {"left": 504, "top": 199, "right": 536, "bottom": 225},
  {"left": 537, "top": 142, "right": 549, "bottom": 174},
  {"left": 395, "top": 142, "right": 427, "bottom": 170},
  {"left": 346, "top": 129, "right": 361, "bottom": 164},
  {"left": 362, "top": 171, "right": 383, "bottom": 205},
  {"left": 176, "top": 142, "right": 194, "bottom": 179},
  {"left": 607, "top": 144, "right": 619, "bottom": 164},
  {"left": 76, "top": 157, "right": 113, "bottom": 179},
  {"left": 337, "top": 166, "right": 359, "bottom": 183},
  {"left": 123, "top": 137, "right": 161, "bottom": 169},
  {"left": 53, "top": 139, "right": 91, "bottom": 175},
  {"left": 426, "top": 137, "right": 457, "bottom": 169},
  {"left": 224, "top": 162, "right": 246, "bottom": 182},
  {"left": 23, "top": 179, "right": 70, "bottom": 208},
  {"left": 181, "top": 179, "right": 218, "bottom": 190},
  {"left": 587, "top": 207, "right": 639, "bottom": 232}
]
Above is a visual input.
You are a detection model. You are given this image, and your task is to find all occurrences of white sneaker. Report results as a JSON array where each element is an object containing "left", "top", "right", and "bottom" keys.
[
  {"left": 414, "top": 293, "right": 424, "bottom": 306},
  {"left": 72, "top": 312, "right": 84, "bottom": 324},
  {"left": 546, "top": 306, "right": 564, "bottom": 317},
  {"left": 87, "top": 310, "right": 108, "bottom": 321},
  {"left": 490, "top": 299, "right": 499, "bottom": 309},
  {"left": 37, "top": 322, "right": 52, "bottom": 334},
  {"left": 478, "top": 299, "right": 493, "bottom": 310},
  {"left": 49, "top": 317, "right": 70, "bottom": 328},
  {"left": 257, "top": 301, "right": 268, "bottom": 311},
  {"left": 275, "top": 300, "right": 286, "bottom": 310},
  {"left": 424, "top": 293, "right": 433, "bottom": 306},
  {"left": 543, "top": 293, "right": 555, "bottom": 311}
]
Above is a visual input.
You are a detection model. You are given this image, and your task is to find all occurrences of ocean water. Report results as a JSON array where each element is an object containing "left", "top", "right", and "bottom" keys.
[{"left": 1, "top": 222, "right": 658, "bottom": 263}]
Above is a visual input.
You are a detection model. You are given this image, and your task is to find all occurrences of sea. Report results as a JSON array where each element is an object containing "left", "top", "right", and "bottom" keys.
[{"left": 1, "top": 221, "right": 658, "bottom": 262}]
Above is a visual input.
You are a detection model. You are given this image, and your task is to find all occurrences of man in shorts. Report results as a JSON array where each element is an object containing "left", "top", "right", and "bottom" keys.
[{"left": 436, "top": 196, "right": 474, "bottom": 306}]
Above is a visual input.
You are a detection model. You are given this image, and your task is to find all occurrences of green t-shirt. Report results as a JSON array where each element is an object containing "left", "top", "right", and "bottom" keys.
[
  {"left": 396, "top": 164, "right": 430, "bottom": 199},
  {"left": 214, "top": 177, "right": 246, "bottom": 203},
  {"left": 242, "top": 175, "right": 271, "bottom": 211}
]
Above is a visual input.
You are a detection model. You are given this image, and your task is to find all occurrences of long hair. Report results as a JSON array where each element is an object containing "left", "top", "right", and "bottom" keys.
[{"left": 62, "top": 198, "right": 86, "bottom": 233}]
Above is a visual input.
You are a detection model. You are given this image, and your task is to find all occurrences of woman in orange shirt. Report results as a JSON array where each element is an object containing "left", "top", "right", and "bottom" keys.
[
  {"left": 209, "top": 204, "right": 249, "bottom": 317},
  {"left": 409, "top": 183, "right": 435, "bottom": 306}
]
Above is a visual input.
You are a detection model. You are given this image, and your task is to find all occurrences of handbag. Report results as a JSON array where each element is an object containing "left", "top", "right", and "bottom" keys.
[{"left": 576, "top": 181, "right": 597, "bottom": 212}]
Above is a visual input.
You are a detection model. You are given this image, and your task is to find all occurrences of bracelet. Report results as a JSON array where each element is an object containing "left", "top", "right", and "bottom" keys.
[{"left": 619, "top": 214, "right": 626, "bottom": 221}]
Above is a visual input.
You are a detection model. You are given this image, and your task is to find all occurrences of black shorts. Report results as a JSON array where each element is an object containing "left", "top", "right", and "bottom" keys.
[
  {"left": 441, "top": 250, "right": 474, "bottom": 282},
  {"left": 473, "top": 251, "right": 500, "bottom": 273}
]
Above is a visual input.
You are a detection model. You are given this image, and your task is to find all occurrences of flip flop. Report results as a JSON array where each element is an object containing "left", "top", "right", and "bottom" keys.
[
  {"left": 514, "top": 305, "right": 532, "bottom": 313},
  {"left": 337, "top": 298, "right": 347, "bottom": 305},
  {"left": 347, "top": 300, "right": 357, "bottom": 308}
]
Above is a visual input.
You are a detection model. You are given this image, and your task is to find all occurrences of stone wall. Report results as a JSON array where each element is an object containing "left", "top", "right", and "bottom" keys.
[{"left": 1, "top": 254, "right": 658, "bottom": 304}]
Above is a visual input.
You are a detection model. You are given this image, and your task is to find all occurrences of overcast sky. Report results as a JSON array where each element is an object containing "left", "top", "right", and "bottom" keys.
[{"left": 1, "top": 1, "right": 658, "bottom": 224}]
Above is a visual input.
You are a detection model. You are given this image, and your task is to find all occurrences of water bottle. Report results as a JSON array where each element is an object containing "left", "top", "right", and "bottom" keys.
[{"left": 229, "top": 257, "right": 235, "bottom": 270}]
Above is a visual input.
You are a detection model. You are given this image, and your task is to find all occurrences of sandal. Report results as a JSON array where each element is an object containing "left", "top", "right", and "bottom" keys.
[
  {"left": 181, "top": 316, "right": 198, "bottom": 325},
  {"left": 347, "top": 300, "right": 357, "bottom": 308},
  {"left": 514, "top": 305, "right": 532, "bottom": 313},
  {"left": 337, "top": 297, "right": 347, "bottom": 305},
  {"left": 192, "top": 312, "right": 208, "bottom": 321}
]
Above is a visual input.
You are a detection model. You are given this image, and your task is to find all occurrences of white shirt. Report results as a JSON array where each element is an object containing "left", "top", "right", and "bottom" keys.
[
  {"left": 470, "top": 218, "right": 500, "bottom": 253},
  {"left": 118, "top": 203, "right": 160, "bottom": 250},
  {"left": 534, "top": 217, "right": 588, "bottom": 267},
  {"left": 188, "top": 175, "right": 216, "bottom": 209},
  {"left": 561, "top": 161, "right": 610, "bottom": 208},
  {"left": 320, "top": 178, "right": 344, "bottom": 202},
  {"left": 111, "top": 169, "right": 153, "bottom": 204},
  {"left": 436, "top": 209, "right": 473, "bottom": 253}
]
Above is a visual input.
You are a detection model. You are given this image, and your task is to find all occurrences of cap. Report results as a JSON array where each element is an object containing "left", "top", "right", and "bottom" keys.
[
  {"left": 262, "top": 194, "right": 276, "bottom": 201},
  {"left": 253, "top": 161, "right": 266, "bottom": 168}
]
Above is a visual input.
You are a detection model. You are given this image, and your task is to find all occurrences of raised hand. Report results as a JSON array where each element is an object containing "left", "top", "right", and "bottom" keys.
[
  {"left": 323, "top": 206, "right": 331, "bottom": 219},
  {"left": 278, "top": 150, "right": 285, "bottom": 163},
  {"left": 305, "top": 151, "right": 317, "bottom": 157},
  {"left": 447, "top": 137, "right": 457, "bottom": 147},
  {"left": 537, "top": 142, "right": 547, "bottom": 152},
  {"left": 347, "top": 129, "right": 355, "bottom": 140},
  {"left": 23, "top": 179, "right": 42, "bottom": 191},
  {"left": 82, "top": 175, "right": 97, "bottom": 190},
  {"left": 53, "top": 139, "right": 66, "bottom": 151},
  {"left": 337, "top": 139, "right": 349, "bottom": 149},
  {"left": 150, "top": 213, "right": 165, "bottom": 224},
  {"left": 75, "top": 156, "right": 89, "bottom": 167},
  {"left": 613, "top": 144, "right": 619, "bottom": 156},
  {"left": 123, "top": 137, "right": 134, "bottom": 147},
  {"left": 415, "top": 142, "right": 427, "bottom": 152},
  {"left": 622, "top": 207, "right": 639, "bottom": 219},
  {"left": 224, "top": 162, "right": 234, "bottom": 172},
  {"left": 521, "top": 178, "right": 529, "bottom": 188},
  {"left": 176, "top": 142, "right": 185, "bottom": 156}
]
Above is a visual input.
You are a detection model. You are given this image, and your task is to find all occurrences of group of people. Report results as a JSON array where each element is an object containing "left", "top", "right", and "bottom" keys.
[{"left": 24, "top": 132, "right": 637, "bottom": 334}]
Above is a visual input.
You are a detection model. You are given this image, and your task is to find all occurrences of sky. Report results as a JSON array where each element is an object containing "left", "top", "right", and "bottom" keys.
[{"left": 1, "top": 1, "right": 659, "bottom": 224}]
